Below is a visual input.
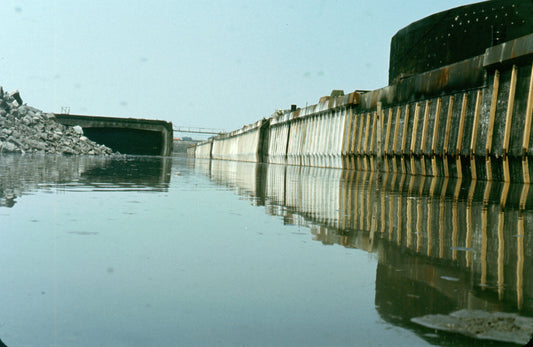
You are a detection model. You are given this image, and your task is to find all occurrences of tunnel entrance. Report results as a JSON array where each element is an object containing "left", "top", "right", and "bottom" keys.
[{"left": 83, "top": 127, "right": 163, "bottom": 155}]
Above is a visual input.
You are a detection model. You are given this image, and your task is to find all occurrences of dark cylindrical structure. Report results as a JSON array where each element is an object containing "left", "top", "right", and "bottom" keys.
[{"left": 389, "top": 0, "right": 533, "bottom": 84}]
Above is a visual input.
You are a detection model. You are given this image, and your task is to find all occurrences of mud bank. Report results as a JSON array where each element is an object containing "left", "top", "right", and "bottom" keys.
[{"left": 0, "top": 87, "right": 113, "bottom": 155}]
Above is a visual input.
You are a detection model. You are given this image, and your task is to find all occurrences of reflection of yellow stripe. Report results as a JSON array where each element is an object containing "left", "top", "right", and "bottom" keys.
[
  {"left": 406, "top": 197, "right": 412, "bottom": 248},
  {"left": 389, "top": 187, "right": 394, "bottom": 241},
  {"left": 452, "top": 178, "right": 462, "bottom": 261},
  {"left": 347, "top": 171, "right": 355, "bottom": 231},
  {"left": 406, "top": 176, "right": 414, "bottom": 248},
  {"left": 465, "top": 180, "right": 476, "bottom": 267},
  {"left": 443, "top": 156, "right": 449, "bottom": 177},
  {"left": 427, "top": 198, "right": 433, "bottom": 256},
  {"left": 380, "top": 174, "right": 387, "bottom": 234},
  {"left": 523, "top": 157, "right": 530, "bottom": 184},
  {"left": 397, "top": 175, "right": 406, "bottom": 245},
  {"left": 480, "top": 181, "right": 491, "bottom": 289},
  {"left": 367, "top": 173, "right": 374, "bottom": 232},
  {"left": 359, "top": 171, "right": 368, "bottom": 230},
  {"left": 428, "top": 177, "right": 438, "bottom": 257},
  {"left": 439, "top": 178, "right": 449, "bottom": 258},
  {"left": 416, "top": 198, "right": 422, "bottom": 253},
  {"left": 439, "top": 197, "right": 445, "bottom": 258},
  {"left": 497, "top": 210, "right": 505, "bottom": 300},
  {"left": 517, "top": 211, "right": 525, "bottom": 309}
]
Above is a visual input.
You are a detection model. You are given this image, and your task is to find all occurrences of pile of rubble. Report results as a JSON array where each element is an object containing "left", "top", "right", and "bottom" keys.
[{"left": 0, "top": 87, "right": 114, "bottom": 155}]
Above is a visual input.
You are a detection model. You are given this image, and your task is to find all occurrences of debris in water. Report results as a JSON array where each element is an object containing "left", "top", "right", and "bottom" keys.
[
  {"left": 68, "top": 231, "right": 99, "bottom": 236},
  {"left": 450, "top": 246, "right": 475, "bottom": 252},
  {"left": 411, "top": 309, "right": 533, "bottom": 345}
]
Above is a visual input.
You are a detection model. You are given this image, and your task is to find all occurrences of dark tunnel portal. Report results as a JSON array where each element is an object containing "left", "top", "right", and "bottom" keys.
[{"left": 83, "top": 127, "right": 163, "bottom": 155}]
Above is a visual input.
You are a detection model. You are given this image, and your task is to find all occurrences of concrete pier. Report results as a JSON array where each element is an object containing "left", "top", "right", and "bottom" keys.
[{"left": 55, "top": 114, "right": 173, "bottom": 156}]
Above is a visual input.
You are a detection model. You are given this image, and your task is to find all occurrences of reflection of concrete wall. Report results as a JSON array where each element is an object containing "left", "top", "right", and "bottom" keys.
[
  {"left": 283, "top": 166, "right": 343, "bottom": 226},
  {"left": 195, "top": 158, "right": 533, "bottom": 315},
  {"left": 371, "top": 175, "right": 532, "bottom": 313},
  {"left": 209, "top": 160, "right": 263, "bottom": 201}
]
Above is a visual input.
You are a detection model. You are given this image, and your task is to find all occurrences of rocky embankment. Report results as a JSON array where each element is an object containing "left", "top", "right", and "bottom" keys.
[{"left": 0, "top": 87, "right": 113, "bottom": 155}]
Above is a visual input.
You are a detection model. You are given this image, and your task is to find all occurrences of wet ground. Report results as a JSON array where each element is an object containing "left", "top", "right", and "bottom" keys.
[{"left": 0, "top": 154, "right": 531, "bottom": 346}]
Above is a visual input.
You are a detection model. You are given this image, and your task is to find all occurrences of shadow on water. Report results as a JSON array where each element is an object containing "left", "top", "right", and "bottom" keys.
[
  {"left": 189, "top": 158, "right": 533, "bottom": 346},
  {"left": 0, "top": 154, "right": 172, "bottom": 207}
]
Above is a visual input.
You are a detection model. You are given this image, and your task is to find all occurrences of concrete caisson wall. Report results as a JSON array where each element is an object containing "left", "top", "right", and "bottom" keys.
[
  {"left": 266, "top": 111, "right": 292, "bottom": 165},
  {"left": 186, "top": 145, "right": 196, "bottom": 158},
  {"left": 194, "top": 139, "right": 213, "bottom": 159},
  {"left": 187, "top": 3, "right": 533, "bottom": 183},
  {"left": 210, "top": 119, "right": 266, "bottom": 162},
  {"left": 267, "top": 92, "right": 357, "bottom": 169},
  {"left": 357, "top": 33, "right": 533, "bottom": 182}
]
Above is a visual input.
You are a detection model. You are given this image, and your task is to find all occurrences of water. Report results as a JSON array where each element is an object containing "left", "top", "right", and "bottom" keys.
[{"left": 0, "top": 154, "right": 531, "bottom": 346}]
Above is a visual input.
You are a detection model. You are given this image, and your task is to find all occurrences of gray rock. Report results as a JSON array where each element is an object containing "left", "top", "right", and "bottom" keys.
[
  {"left": 7, "top": 136, "right": 22, "bottom": 147},
  {"left": 0, "top": 85, "right": 116, "bottom": 155},
  {"left": 72, "top": 125, "right": 83, "bottom": 134},
  {"left": 2, "top": 142, "right": 17, "bottom": 152},
  {"left": 10, "top": 90, "right": 23, "bottom": 106}
]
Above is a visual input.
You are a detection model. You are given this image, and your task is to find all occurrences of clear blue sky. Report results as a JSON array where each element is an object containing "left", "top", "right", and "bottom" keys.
[{"left": 1, "top": 0, "right": 476, "bottom": 134}]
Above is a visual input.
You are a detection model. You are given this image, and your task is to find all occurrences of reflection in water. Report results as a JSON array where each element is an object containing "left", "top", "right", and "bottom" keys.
[
  {"left": 0, "top": 154, "right": 172, "bottom": 207},
  {"left": 190, "top": 158, "right": 533, "bottom": 344}
]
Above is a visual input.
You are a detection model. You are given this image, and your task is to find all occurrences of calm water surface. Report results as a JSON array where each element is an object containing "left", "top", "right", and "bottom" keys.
[{"left": 0, "top": 154, "right": 531, "bottom": 346}]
